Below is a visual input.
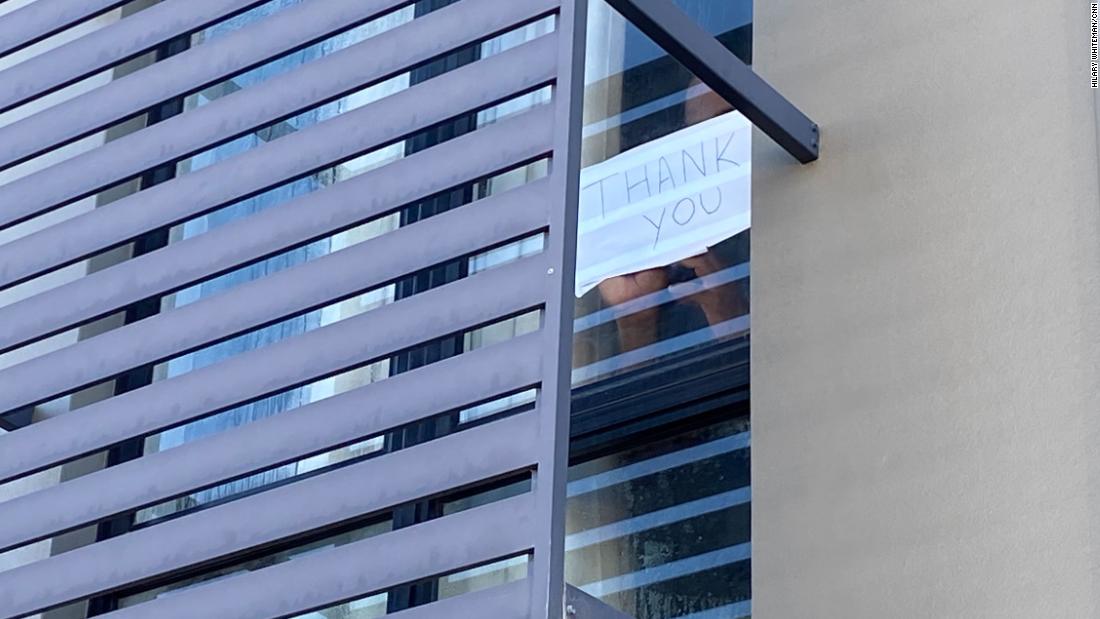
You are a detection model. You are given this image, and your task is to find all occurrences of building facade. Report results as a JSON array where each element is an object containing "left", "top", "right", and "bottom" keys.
[
  {"left": 3, "top": 0, "right": 1092, "bottom": 618},
  {"left": 0, "top": 0, "right": 758, "bottom": 618}
]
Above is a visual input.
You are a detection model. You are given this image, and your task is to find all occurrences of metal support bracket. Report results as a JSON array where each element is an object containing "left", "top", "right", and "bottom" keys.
[
  {"left": 565, "top": 586, "right": 635, "bottom": 619},
  {"left": 605, "top": 0, "right": 820, "bottom": 163}
]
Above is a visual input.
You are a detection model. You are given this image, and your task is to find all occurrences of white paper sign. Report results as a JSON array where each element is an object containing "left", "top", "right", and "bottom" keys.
[{"left": 576, "top": 111, "right": 751, "bottom": 296}]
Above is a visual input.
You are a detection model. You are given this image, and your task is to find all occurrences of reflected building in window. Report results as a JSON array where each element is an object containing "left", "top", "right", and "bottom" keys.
[{"left": 565, "top": 1, "right": 753, "bottom": 618}]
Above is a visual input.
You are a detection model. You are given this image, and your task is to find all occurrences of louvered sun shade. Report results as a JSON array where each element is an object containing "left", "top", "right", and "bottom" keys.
[{"left": 0, "top": 0, "right": 588, "bottom": 617}]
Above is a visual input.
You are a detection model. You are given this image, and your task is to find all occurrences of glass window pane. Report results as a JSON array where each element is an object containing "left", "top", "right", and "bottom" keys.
[
  {"left": 437, "top": 555, "right": 529, "bottom": 600},
  {"left": 117, "top": 519, "right": 391, "bottom": 608},
  {"left": 566, "top": 419, "right": 751, "bottom": 619},
  {"left": 289, "top": 593, "right": 388, "bottom": 619},
  {"left": 572, "top": 0, "right": 753, "bottom": 387}
]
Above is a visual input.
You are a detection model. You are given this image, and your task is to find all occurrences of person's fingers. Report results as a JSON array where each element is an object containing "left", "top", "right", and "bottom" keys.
[
  {"left": 597, "top": 268, "right": 669, "bottom": 304},
  {"left": 634, "top": 267, "right": 670, "bottom": 289},
  {"left": 680, "top": 251, "right": 724, "bottom": 276}
]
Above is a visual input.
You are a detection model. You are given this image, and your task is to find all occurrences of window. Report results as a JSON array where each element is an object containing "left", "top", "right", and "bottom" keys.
[
  {"left": 572, "top": 0, "right": 752, "bottom": 386},
  {"left": 566, "top": 3, "right": 754, "bottom": 617},
  {"left": 567, "top": 417, "right": 751, "bottom": 618}
]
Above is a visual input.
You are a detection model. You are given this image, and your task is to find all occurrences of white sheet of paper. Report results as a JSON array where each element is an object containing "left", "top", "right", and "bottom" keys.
[{"left": 575, "top": 111, "right": 751, "bottom": 296}]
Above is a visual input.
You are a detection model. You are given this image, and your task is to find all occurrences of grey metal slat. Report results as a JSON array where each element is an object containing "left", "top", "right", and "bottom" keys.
[
  {"left": 0, "top": 106, "right": 553, "bottom": 353},
  {"left": 0, "top": 0, "right": 406, "bottom": 167},
  {"left": 0, "top": 4, "right": 558, "bottom": 231},
  {"left": 0, "top": 178, "right": 551, "bottom": 415},
  {"left": 0, "top": 32, "right": 558, "bottom": 286},
  {"left": 99, "top": 507, "right": 534, "bottom": 619},
  {"left": 0, "top": 0, "right": 128, "bottom": 58},
  {"left": 0, "top": 417, "right": 539, "bottom": 619},
  {"left": 0, "top": 333, "right": 542, "bottom": 554},
  {"left": 107, "top": 579, "right": 532, "bottom": 619},
  {"left": 381, "top": 581, "right": 531, "bottom": 619},
  {"left": 0, "top": 0, "right": 271, "bottom": 116},
  {"left": 0, "top": 253, "right": 550, "bottom": 485},
  {"left": 566, "top": 586, "right": 636, "bottom": 619}
]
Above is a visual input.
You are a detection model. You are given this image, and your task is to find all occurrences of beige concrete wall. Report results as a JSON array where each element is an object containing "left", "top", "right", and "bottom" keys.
[{"left": 751, "top": 0, "right": 1100, "bottom": 617}]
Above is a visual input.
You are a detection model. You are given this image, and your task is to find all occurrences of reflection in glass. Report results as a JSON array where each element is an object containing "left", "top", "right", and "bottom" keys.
[
  {"left": 568, "top": 4, "right": 753, "bottom": 616},
  {"left": 117, "top": 518, "right": 392, "bottom": 608},
  {"left": 131, "top": 8, "right": 556, "bottom": 514},
  {"left": 290, "top": 594, "right": 388, "bottom": 619},
  {"left": 566, "top": 419, "right": 751, "bottom": 619},
  {"left": 572, "top": 0, "right": 752, "bottom": 385},
  {"left": 437, "top": 555, "right": 530, "bottom": 601},
  {"left": 136, "top": 304, "right": 544, "bottom": 524},
  {"left": 119, "top": 476, "right": 535, "bottom": 615}
]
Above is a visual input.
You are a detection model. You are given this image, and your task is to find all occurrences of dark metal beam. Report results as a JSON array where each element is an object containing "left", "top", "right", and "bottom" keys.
[
  {"left": 606, "top": 0, "right": 820, "bottom": 163},
  {"left": 566, "top": 586, "right": 636, "bottom": 619}
]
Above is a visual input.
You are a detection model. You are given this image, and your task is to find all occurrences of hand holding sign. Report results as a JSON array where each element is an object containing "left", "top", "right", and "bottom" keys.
[{"left": 576, "top": 111, "right": 752, "bottom": 297}]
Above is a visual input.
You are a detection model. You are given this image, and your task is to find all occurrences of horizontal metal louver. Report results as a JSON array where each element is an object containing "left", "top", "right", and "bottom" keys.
[
  {"left": 0, "top": 0, "right": 274, "bottom": 115},
  {"left": 0, "top": 0, "right": 131, "bottom": 58},
  {"left": 0, "top": 0, "right": 588, "bottom": 617}
]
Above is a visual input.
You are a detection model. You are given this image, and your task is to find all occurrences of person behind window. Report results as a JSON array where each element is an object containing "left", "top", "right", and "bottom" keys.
[{"left": 575, "top": 76, "right": 749, "bottom": 374}]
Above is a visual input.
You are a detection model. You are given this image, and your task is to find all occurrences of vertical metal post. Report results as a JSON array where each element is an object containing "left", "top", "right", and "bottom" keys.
[{"left": 532, "top": 0, "right": 588, "bottom": 617}]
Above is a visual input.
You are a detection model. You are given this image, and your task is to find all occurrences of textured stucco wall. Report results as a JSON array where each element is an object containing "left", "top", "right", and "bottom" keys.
[{"left": 751, "top": 0, "right": 1100, "bottom": 617}]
